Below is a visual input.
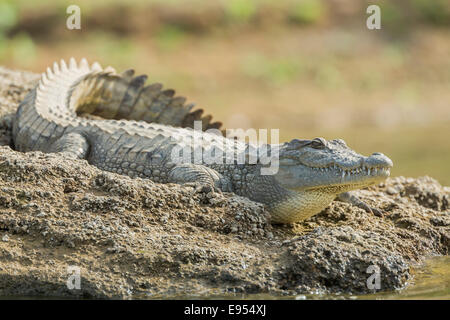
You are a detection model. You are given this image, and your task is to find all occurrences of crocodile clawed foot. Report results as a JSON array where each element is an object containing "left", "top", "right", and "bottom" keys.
[
  {"left": 336, "top": 191, "right": 384, "bottom": 217},
  {"left": 169, "top": 164, "right": 227, "bottom": 195},
  {"left": 353, "top": 200, "right": 383, "bottom": 217},
  {"left": 368, "top": 206, "right": 384, "bottom": 217}
]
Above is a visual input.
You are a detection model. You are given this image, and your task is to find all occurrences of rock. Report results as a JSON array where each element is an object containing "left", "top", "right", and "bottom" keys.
[
  {"left": 386, "top": 187, "right": 398, "bottom": 195},
  {"left": 0, "top": 66, "right": 448, "bottom": 298}
]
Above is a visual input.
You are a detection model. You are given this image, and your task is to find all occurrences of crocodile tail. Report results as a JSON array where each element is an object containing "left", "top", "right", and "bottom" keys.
[{"left": 71, "top": 60, "right": 222, "bottom": 131}]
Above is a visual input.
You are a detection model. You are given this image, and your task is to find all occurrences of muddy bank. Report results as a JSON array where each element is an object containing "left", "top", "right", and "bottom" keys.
[{"left": 0, "top": 66, "right": 448, "bottom": 298}]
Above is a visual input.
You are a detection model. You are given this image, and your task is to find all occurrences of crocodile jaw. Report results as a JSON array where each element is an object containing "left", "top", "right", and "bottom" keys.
[
  {"left": 268, "top": 149, "right": 392, "bottom": 223},
  {"left": 274, "top": 145, "right": 393, "bottom": 191},
  {"left": 268, "top": 172, "right": 388, "bottom": 224}
]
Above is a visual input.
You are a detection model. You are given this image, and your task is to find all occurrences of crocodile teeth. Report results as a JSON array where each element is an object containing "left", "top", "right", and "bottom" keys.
[
  {"left": 80, "top": 58, "right": 89, "bottom": 70},
  {"left": 41, "top": 72, "right": 49, "bottom": 85},
  {"left": 60, "top": 59, "right": 68, "bottom": 72},
  {"left": 46, "top": 67, "right": 53, "bottom": 80},
  {"left": 53, "top": 61, "right": 60, "bottom": 74},
  {"left": 91, "top": 61, "right": 102, "bottom": 71},
  {"left": 69, "top": 57, "right": 77, "bottom": 70}
]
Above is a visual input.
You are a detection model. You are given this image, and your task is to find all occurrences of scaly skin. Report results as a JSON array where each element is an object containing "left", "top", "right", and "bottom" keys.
[{"left": 12, "top": 58, "right": 393, "bottom": 223}]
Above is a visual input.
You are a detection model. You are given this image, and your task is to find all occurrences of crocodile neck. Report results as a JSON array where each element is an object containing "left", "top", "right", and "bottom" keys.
[{"left": 243, "top": 172, "right": 336, "bottom": 223}]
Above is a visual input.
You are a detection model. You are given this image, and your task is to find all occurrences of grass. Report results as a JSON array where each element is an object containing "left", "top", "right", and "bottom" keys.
[
  {"left": 0, "top": 1, "right": 17, "bottom": 32},
  {"left": 224, "top": 0, "right": 257, "bottom": 23},
  {"left": 412, "top": 0, "right": 450, "bottom": 25},
  {"left": 240, "top": 54, "right": 304, "bottom": 85},
  {"left": 289, "top": 0, "right": 325, "bottom": 24},
  {"left": 88, "top": 32, "right": 137, "bottom": 65},
  {"left": 154, "top": 25, "right": 187, "bottom": 52}
]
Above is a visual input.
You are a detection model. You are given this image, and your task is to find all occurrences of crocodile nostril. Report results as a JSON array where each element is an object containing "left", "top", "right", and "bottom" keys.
[{"left": 371, "top": 152, "right": 383, "bottom": 156}]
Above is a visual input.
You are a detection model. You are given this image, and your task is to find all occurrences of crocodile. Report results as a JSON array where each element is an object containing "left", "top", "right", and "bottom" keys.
[{"left": 12, "top": 58, "right": 393, "bottom": 223}]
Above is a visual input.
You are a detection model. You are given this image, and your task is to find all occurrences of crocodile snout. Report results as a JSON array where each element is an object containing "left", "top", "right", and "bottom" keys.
[{"left": 365, "top": 152, "right": 393, "bottom": 168}]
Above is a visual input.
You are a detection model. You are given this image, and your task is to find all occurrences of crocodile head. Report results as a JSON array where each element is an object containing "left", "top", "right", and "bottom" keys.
[
  {"left": 259, "top": 137, "right": 393, "bottom": 223},
  {"left": 273, "top": 137, "right": 393, "bottom": 193}
]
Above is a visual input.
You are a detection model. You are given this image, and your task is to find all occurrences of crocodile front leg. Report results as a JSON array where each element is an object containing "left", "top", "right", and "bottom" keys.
[
  {"left": 48, "top": 132, "right": 90, "bottom": 159},
  {"left": 336, "top": 192, "right": 383, "bottom": 217},
  {"left": 168, "top": 163, "right": 232, "bottom": 193}
]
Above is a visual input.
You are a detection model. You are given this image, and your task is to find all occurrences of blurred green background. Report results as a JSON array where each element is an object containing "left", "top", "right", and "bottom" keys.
[{"left": 0, "top": 0, "right": 449, "bottom": 184}]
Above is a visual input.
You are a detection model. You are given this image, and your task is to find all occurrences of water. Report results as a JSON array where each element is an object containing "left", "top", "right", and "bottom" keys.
[
  {"left": 155, "top": 256, "right": 450, "bottom": 300},
  {"left": 358, "top": 256, "right": 449, "bottom": 300}
]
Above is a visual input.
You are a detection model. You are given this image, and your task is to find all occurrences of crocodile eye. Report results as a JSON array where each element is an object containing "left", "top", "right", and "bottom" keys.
[{"left": 310, "top": 137, "right": 327, "bottom": 149}]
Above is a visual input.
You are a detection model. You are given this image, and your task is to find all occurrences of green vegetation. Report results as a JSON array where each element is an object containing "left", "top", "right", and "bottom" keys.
[
  {"left": 289, "top": 0, "right": 325, "bottom": 24},
  {"left": 0, "top": 1, "right": 36, "bottom": 65},
  {"left": 241, "top": 54, "right": 344, "bottom": 89},
  {"left": 311, "top": 62, "right": 342, "bottom": 89},
  {"left": 0, "top": 0, "right": 17, "bottom": 31},
  {"left": 412, "top": 0, "right": 450, "bottom": 26},
  {"left": 86, "top": 32, "right": 136, "bottom": 67},
  {"left": 8, "top": 33, "right": 36, "bottom": 66},
  {"left": 224, "top": 0, "right": 257, "bottom": 23},
  {"left": 154, "top": 26, "right": 186, "bottom": 52},
  {"left": 241, "top": 54, "right": 304, "bottom": 85}
]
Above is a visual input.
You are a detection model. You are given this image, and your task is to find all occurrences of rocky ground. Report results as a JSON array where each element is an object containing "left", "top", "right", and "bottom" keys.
[{"left": 0, "top": 66, "right": 448, "bottom": 298}]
